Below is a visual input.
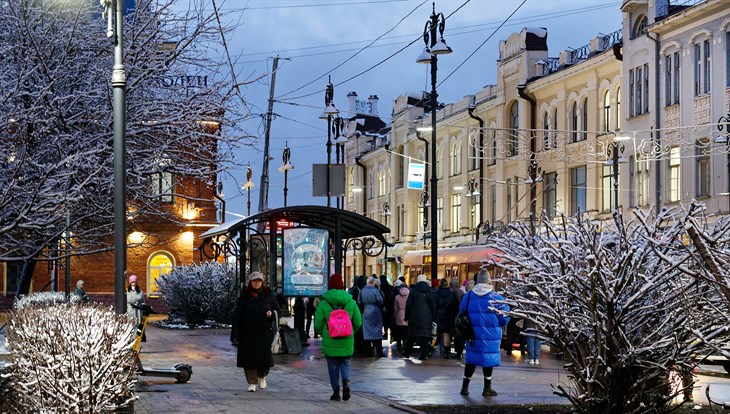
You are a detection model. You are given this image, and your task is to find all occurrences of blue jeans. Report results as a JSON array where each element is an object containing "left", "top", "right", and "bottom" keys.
[
  {"left": 526, "top": 337, "right": 542, "bottom": 360},
  {"left": 325, "top": 356, "right": 351, "bottom": 390}
]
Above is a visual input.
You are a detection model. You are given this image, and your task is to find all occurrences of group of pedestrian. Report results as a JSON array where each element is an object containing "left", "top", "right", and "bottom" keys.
[{"left": 230, "top": 269, "right": 512, "bottom": 400}]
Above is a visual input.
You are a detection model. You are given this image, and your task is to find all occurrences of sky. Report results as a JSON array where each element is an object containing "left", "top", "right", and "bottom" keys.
[{"left": 199, "top": 0, "right": 624, "bottom": 219}]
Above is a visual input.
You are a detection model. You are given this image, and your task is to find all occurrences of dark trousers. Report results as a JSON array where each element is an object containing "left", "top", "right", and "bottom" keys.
[
  {"left": 404, "top": 336, "right": 431, "bottom": 358},
  {"left": 453, "top": 335, "right": 465, "bottom": 356},
  {"left": 393, "top": 325, "right": 407, "bottom": 348},
  {"left": 464, "top": 364, "right": 493, "bottom": 379},
  {"left": 305, "top": 313, "right": 313, "bottom": 336}
]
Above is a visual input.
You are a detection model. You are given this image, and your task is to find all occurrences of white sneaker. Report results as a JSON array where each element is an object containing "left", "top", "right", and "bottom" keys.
[
  {"left": 248, "top": 384, "right": 256, "bottom": 392},
  {"left": 258, "top": 377, "right": 267, "bottom": 389},
  {"left": 534, "top": 359, "right": 540, "bottom": 365},
  {"left": 528, "top": 360, "right": 536, "bottom": 365}
]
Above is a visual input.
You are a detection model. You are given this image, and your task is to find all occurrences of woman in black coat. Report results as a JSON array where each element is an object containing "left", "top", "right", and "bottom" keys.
[
  {"left": 403, "top": 274, "right": 436, "bottom": 360},
  {"left": 232, "top": 272, "right": 280, "bottom": 392},
  {"left": 433, "top": 278, "right": 458, "bottom": 358}
]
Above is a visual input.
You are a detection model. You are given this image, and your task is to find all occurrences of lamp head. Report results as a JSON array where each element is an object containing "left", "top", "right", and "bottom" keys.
[
  {"left": 278, "top": 162, "right": 294, "bottom": 172},
  {"left": 416, "top": 47, "right": 432, "bottom": 64},
  {"left": 431, "top": 38, "right": 452, "bottom": 55}
]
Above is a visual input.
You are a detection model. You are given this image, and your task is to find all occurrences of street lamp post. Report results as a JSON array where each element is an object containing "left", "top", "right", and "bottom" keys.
[
  {"left": 417, "top": 3, "right": 452, "bottom": 280},
  {"left": 243, "top": 165, "right": 254, "bottom": 216},
  {"left": 415, "top": 128, "right": 430, "bottom": 230},
  {"left": 278, "top": 143, "right": 294, "bottom": 207},
  {"left": 465, "top": 178, "right": 480, "bottom": 242},
  {"left": 606, "top": 140, "right": 627, "bottom": 211},
  {"left": 333, "top": 117, "right": 347, "bottom": 209},
  {"left": 716, "top": 113, "right": 730, "bottom": 212},
  {"left": 323, "top": 77, "right": 339, "bottom": 207},
  {"left": 214, "top": 181, "right": 225, "bottom": 223},
  {"left": 101, "top": 0, "right": 127, "bottom": 314}
]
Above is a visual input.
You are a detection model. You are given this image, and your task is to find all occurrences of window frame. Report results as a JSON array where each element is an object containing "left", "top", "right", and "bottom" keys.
[
  {"left": 570, "top": 165, "right": 587, "bottom": 216},
  {"left": 451, "top": 193, "right": 462, "bottom": 233},
  {"left": 668, "top": 146, "right": 681, "bottom": 202}
]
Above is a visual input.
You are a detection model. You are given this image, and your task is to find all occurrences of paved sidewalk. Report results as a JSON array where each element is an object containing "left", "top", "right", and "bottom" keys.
[{"left": 133, "top": 324, "right": 411, "bottom": 414}]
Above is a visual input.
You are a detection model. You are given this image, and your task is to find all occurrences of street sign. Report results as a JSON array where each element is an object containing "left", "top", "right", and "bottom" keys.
[{"left": 407, "top": 162, "right": 425, "bottom": 190}]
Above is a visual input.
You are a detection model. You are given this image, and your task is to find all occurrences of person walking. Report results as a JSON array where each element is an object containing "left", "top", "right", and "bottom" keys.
[
  {"left": 403, "top": 274, "right": 435, "bottom": 360},
  {"left": 232, "top": 272, "right": 281, "bottom": 392},
  {"left": 450, "top": 278, "right": 465, "bottom": 359},
  {"left": 433, "top": 278, "right": 458, "bottom": 359},
  {"left": 359, "top": 276, "right": 386, "bottom": 357},
  {"left": 392, "top": 280, "right": 409, "bottom": 351},
  {"left": 74, "top": 280, "right": 90, "bottom": 303},
  {"left": 126, "top": 275, "right": 145, "bottom": 326},
  {"left": 379, "top": 275, "right": 395, "bottom": 343},
  {"left": 523, "top": 291, "right": 542, "bottom": 364},
  {"left": 459, "top": 270, "right": 509, "bottom": 397},
  {"left": 314, "top": 274, "right": 363, "bottom": 402}
]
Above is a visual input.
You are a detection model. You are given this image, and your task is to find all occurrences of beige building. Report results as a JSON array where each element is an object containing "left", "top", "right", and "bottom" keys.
[{"left": 341, "top": 0, "right": 730, "bottom": 283}]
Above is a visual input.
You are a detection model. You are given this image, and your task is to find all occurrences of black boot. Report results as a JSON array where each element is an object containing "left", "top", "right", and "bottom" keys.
[
  {"left": 342, "top": 379, "right": 350, "bottom": 401},
  {"left": 482, "top": 378, "right": 497, "bottom": 396},
  {"left": 330, "top": 386, "right": 341, "bottom": 401},
  {"left": 444, "top": 346, "right": 451, "bottom": 359},
  {"left": 460, "top": 377, "right": 470, "bottom": 396}
]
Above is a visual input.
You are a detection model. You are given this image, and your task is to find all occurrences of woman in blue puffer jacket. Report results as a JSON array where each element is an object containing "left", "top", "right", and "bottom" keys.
[{"left": 459, "top": 269, "right": 509, "bottom": 397}]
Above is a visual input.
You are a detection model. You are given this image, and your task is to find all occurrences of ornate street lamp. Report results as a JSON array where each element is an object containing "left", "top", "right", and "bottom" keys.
[
  {"left": 278, "top": 143, "right": 294, "bottom": 207},
  {"left": 214, "top": 181, "right": 226, "bottom": 223},
  {"left": 715, "top": 113, "right": 730, "bottom": 211},
  {"left": 101, "top": 0, "right": 127, "bottom": 314},
  {"left": 606, "top": 140, "right": 628, "bottom": 211},
  {"left": 243, "top": 165, "right": 255, "bottom": 216},
  {"left": 417, "top": 3, "right": 452, "bottom": 279},
  {"left": 323, "top": 77, "right": 339, "bottom": 207},
  {"left": 333, "top": 116, "right": 347, "bottom": 209}
]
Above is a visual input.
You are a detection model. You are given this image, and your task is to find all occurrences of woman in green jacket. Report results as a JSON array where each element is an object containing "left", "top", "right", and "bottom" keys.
[{"left": 314, "top": 274, "right": 363, "bottom": 402}]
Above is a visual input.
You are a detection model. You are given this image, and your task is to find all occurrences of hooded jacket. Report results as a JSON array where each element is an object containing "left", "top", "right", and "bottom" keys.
[
  {"left": 461, "top": 283, "right": 509, "bottom": 367},
  {"left": 404, "top": 281, "right": 436, "bottom": 337},
  {"left": 314, "top": 288, "right": 363, "bottom": 357},
  {"left": 394, "top": 286, "right": 410, "bottom": 326},
  {"left": 433, "top": 286, "right": 458, "bottom": 332}
]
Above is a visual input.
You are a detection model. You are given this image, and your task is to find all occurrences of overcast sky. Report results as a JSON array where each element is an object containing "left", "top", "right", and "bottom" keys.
[{"left": 202, "top": 0, "right": 623, "bottom": 219}]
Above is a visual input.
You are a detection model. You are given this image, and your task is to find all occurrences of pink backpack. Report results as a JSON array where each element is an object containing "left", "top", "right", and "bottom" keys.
[{"left": 326, "top": 300, "right": 353, "bottom": 338}]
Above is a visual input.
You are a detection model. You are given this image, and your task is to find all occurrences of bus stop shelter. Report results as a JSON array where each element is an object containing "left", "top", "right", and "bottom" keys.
[{"left": 198, "top": 205, "right": 391, "bottom": 292}]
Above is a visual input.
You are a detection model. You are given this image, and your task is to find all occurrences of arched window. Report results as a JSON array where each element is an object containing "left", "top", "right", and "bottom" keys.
[
  {"left": 469, "top": 131, "right": 479, "bottom": 171},
  {"left": 508, "top": 102, "right": 519, "bottom": 156},
  {"left": 396, "top": 146, "right": 404, "bottom": 188},
  {"left": 347, "top": 168, "right": 355, "bottom": 202},
  {"left": 451, "top": 141, "right": 461, "bottom": 175},
  {"left": 580, "top": 98, "right": 588, "bottom": 141},
  {"left": 436, "top": 146, "right": 443, "bottom": 178},
  {"left": 603, "top": 90, "right": 611, "bottom": 132},
  {"left": 148, "top": 251, "right": 175, "bottom": 293},
  {"left": 632, "top": 15, "right": 648, "bottom": 39},
  {"left": 570, "top": 102, "right": 578, "bottom": 142},
  {"left": 551, "top": 108, "right": 558, "bottom": 148},
  {"left": 615, "top": 87, "right": 622, "bottom": 130}
]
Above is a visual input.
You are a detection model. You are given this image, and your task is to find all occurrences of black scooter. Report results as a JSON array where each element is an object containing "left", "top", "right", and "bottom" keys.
[{"left": 132, "top": 304, "right": 192, "bottom": 383}]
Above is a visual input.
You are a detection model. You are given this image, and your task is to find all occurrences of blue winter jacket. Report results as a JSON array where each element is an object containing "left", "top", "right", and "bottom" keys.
[
  {"left": 359, "top": 285, "right": 385, "bottom": 340},
  {"left": 461, "top": 284, "right": 509, "bottom": 367}
]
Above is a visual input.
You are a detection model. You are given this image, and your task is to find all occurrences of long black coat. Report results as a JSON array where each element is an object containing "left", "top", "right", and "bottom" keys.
[
  {"left": 233, "top": 287, "right": 280, "bottom": 370},
  {"left": 433, "top": 286, "right": 458, "bottom": 332},
  {"left": 404, "top": 281, "right": 436, "bottom": 337}
]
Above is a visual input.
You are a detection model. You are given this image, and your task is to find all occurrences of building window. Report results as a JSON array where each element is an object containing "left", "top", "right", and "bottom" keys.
[
  {"left": 695, "top": 39, "right": 711, "bottom": 96},
  {"left": 451, "top": 193, "right": 462, "bottom": 232},
  {"left": 629, "top": 155, "right": 635, "bottom": 207},
  {"left": 3, "top": 262, "right": 21, "bottom": 296},
  {"left": 696, "top": 139, "right": 710, "bottom": 197},
  {"left": 148, "top": 251, "right": 175, "bottom": 293},
  {"left": 490, "top": 183, "right": 497, "bottom": 224},
  {"left": 570, "top": 102, "right": 578, "bottom": 142},
  {"left": 436, "top": 147, "right": 443, "bottom": 179},
  {"left": 665, "top": 52, "right": 681, "bottom": 106},
  {"left": 570, "top": 166, "right": 586, "bottom": 216},
  {"left": 368, "top": 172, "right": 374, "bottom": 199},
  {"left": 470, "top": 195, "right": 480, "bottom": 231},
  {"left": 150, "top": 157, "right": 174, "bottom": 203},
  {"left": 450, "top": 141, "right": 461, "bottom": 176},
  {"left": 469, "top": 134, "right": 479, "bottom": 171},
  {"left": 543, "top": 172, "right": 557, "bottom": 220},
  {"left": 396, "top": 146, "right": 404, "bottom": 188},
  {"left": 488, "top": 130, "right": 496, "bottom": 166},
  {"left": 508, "top": 102, "right": 519, "bottom": 156},
  {"left": 601, "top": 164, "right": 615, "bottom": 212},
  {"left": 616, "top": 87, "right": 621, "bottom": 130},
  {"left": 580, "top": 98, "right": 588, "bottom": 141},
  {"left": 603, "top": 91, "right": 611, "bottom": 132},
  {"left": 629, "top": 65, "right": 649, "bottom": 117},
  {"left": 632, "top": 15, "right": 648, "bottom": 39},
  {"left": 551, "top": 108, "right": 558, "bottom": 148},
  {"left": 637, "top": 156, "right": 650, "bottom": 206},
  {"left": 437, "top": 197, "right": 444, "bottom": 227},
  {"left": 378, "top": 171, "right": 386, "bottom": 197},
  {"left": 348, "top": 168, "right": 354, "bottom": 203},
  {"left": 669, "top": 146, "right": 681, "bottom": 202},
  {"left": 506, "top": 178, "right": 513, "bottom": 222}
]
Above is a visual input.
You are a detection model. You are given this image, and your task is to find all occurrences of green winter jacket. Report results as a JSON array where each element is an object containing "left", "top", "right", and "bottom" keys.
[{"left": 314, "top": 289, "right": 363, "bottom": 357}]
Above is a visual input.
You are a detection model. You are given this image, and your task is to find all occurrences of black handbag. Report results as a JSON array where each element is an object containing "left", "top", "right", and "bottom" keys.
[{"left": 454, "top": 292, "right": 475, "bottom": 341}]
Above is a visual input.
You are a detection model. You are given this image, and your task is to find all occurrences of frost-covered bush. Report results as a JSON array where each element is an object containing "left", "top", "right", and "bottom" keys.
[
  {"left": 14, "top": 291, "right": 79, "bottom": 309},
  {"left": 490, "top": 206, "right": 730, "bottom": 414},
  {"left": 157, "top": 262, "right": 238, "bottom": 325},
  {"left": 5, "top": 303, "right": 137, "bottom": 413}
]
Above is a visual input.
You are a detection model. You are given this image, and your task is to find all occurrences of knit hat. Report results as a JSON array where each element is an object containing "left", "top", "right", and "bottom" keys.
[
  {"left": 128, "top": 275, "right": 138, "bottom": 283},
  {"left": 248, "top": 271, "right": 264, "bottom": 282},
  {"left": 394, "top": 280, "right": 403, "bottom": 287},
  {"left": 328, "top": 274, "right": 344, "bottom": 290},
  {"left": 476, "top": 270, "right": 490, "bottom": 284},
  {"left": 416, "top": 274, "right": 428, "bottom": 284}
]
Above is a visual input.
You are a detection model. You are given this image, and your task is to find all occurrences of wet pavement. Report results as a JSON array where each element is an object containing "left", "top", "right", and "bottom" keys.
[{"left": 133, "top": 321, "right": 730, "bottom": 413}]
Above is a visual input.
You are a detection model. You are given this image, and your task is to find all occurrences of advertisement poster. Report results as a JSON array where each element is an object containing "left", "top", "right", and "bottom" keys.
[
  {"left": 283, "top": 228, "right": 329, "bottom": 296},
  {"left": 407, "top": 162, "right": 425, "bottom": 190}
]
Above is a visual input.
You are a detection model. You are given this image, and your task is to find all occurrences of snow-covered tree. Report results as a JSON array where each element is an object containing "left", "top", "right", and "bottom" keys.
[
  {"left": 0, "top": 0, "right": 253, "bottom": 290},
  {"left": 489, "top": 206, "right": 730, "bottom": 413},
  {"left": 5, "top": 303, "right": 138, "bottom": 413},
  {"left": 156, "top": 262, "right": 237, "bottom": 325}
]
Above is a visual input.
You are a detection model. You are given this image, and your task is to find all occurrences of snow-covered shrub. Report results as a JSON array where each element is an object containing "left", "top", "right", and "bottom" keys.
[
  {"left": 157, "top": 262, "right": 238, "bottom": 325},
  {"left": 13, "top": 291, "right": 79, "bottom": 309},
  {"left": 490, "top": 206, "right": 729, "bottom": 414},
  {"left": 5, "top": 303, "right": 137, "bottom": 413}
]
